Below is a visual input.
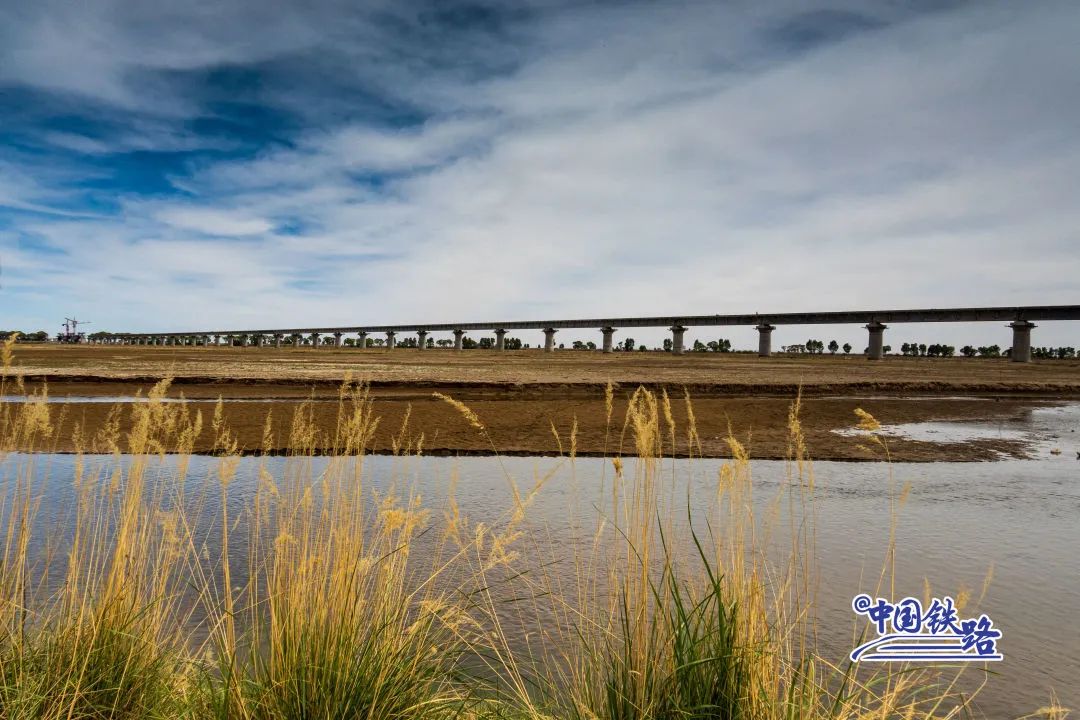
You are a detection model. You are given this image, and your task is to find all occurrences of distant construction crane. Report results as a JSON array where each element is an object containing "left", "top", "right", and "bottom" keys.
[{"left": 59, "top": 317, "right": 91, "bottom": 343}]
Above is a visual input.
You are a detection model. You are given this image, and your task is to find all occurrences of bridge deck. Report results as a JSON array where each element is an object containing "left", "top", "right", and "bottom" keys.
[{"left": 113, "top": 305, "right": 1080, "bottom": 338}]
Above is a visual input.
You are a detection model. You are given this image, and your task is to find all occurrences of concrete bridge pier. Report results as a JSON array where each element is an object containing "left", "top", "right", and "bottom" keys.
[
  {"left": 358, "top": 331, "right": 368, "bottom": 349},
  {"left": 601, "top": 326, "right": 616, "bottom": 353},
  {"left": 1009, "top": 320, "right": 1035, "bottom": 362},
  {"left": 274, "top": 334, "right": 282, "bottom": 349},
  {"left": 386, "top": 331, "right": 397, "bottom": 349},
  {"left": 543, "top": 328, "right": 556, "bottom": 352},
  {"left": 670, "top": 325, "right": 687, "bottom": 355},
  {"left": 334, "top": 332, "right": 343, "bottom": 348},
  {"left": 756, "top": 324, "right": 775, "bottom": 357},
  {"left": 453, "top": 329, "right": 464, "bottom": 351},
  {"left": 310, "top": 332, "right": 320, "bottom": 348},
  {"left": 417, "top": 330, "right": 428, "bottom": 350},
  {"left": 865, "top": 322, "right": 887, "bottom": 360},
  {"left": 212, "top": 335, "right": 219, "bottom": 346},
  {"left": 494, "top": 329, "right": 507, "bottom": 351}
]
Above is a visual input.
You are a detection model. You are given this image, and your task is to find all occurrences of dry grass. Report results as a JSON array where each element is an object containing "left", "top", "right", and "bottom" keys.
[
  {"left": 9, "top": 343, "right": 1080, "bottom": 392},
  {"left": 0, "top": 339, "right": 1067, "bottom": 719}
]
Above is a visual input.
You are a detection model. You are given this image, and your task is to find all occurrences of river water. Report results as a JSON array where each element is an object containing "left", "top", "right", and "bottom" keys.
[{"left": 4, "top": 410, "right": 1079, "bottom": 717}]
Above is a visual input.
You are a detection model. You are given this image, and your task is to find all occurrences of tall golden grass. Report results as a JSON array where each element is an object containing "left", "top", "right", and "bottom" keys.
[{"left": 0, "top": 337, "right": 1066, "bottom": 719}]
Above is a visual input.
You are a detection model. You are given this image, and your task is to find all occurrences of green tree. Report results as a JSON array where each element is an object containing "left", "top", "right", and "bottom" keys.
[
  {"left": 828, "top": 340, "right": 839, "bottom": 354},
  {"left": 842, "top": 342, "right": 852, "bottom": 354}
]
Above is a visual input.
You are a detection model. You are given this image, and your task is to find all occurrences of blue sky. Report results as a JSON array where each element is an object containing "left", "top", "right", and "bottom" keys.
[{"left": 1, "top": 0, "right": 1078, "bottom": 348}]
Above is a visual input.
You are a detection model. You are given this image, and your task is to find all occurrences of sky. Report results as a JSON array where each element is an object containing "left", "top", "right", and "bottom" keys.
[{"left": 1, "top": 0, "right": 1078, "bottom": 349}]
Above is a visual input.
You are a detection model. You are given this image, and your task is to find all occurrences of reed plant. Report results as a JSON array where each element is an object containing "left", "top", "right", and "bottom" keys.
[{"left": 0, "top": 339, "right": 1064, "bottom": 719}]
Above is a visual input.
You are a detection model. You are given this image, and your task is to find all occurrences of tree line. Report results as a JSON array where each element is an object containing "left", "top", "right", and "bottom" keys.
[
  {"left": 0, "top": 330, "right": 50, "bottom": 341},
  {"left": 8, "top": 330, "right": 1080, "bottom": 359}
]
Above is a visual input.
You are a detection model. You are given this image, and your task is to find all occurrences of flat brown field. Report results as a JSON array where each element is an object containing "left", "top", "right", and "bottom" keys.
[{"left": 7, "top": 345, "right": 1080, "bottom": 461}]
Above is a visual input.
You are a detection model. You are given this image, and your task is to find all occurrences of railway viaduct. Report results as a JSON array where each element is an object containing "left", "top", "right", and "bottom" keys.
[{"left": 95, "top": 305, "right": 1080, "bottom": 363}]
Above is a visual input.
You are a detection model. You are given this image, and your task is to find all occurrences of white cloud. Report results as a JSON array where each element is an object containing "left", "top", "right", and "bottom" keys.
[{"left": 154, "top": 207, "right": 274, "bottom": 236}]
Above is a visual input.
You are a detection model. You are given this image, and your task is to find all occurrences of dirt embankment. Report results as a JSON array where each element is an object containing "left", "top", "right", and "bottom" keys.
[{"left": 6, "top": 346, "right": 1080, "bottom": 461}]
